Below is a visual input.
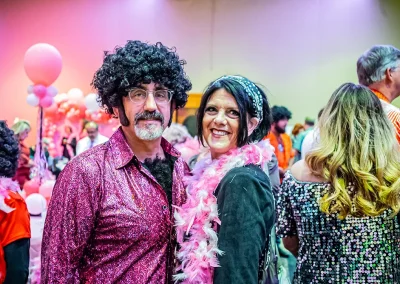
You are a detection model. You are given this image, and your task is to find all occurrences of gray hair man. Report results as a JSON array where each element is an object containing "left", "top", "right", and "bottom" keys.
[{"left": 357, "top": 44, "right": 400, "bottom": 143}]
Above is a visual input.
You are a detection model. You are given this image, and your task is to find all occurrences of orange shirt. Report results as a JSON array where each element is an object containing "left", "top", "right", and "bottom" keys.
[
  {"left": 0, "top": 190, "right": 31, "bottom": 283},
  {"left": 264, "top": 132, "right": 293, "bottom": 170},
  {"left": 371, "top": 89, "right": 400, "bottom": 143}
]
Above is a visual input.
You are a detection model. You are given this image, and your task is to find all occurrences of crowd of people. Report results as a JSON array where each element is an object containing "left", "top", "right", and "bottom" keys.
[{"left": 0, "top": 40, "right": 399, "bottom": 284}]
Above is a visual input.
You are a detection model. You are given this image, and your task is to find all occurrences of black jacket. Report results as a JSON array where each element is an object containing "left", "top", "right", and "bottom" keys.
[{"left": 213, "top": 164, "right": 275, "bottom": 284}]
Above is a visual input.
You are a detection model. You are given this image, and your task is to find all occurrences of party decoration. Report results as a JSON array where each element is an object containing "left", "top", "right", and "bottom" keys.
[
  {"left": 26, "top": 85, "right": 58, "bottom": 109},
  {"left": 39, "top": 180, "right": 56, "bottom": 201},
  {"left": 41, "top": 87, "right": 118, "bottom": 158},
  {"left": 33, "top": 84, "right": 47, "bottom": 98},
  {"left": 46, "top": 86, "right": 58, "bottom": 97},
  {"left": 23, "top": 179, "right": 40, "bottom": 197},
  {"left": 84, "top": 93, "right": 100, "bottom": 112},
  {"left": 25, "top": 193, "right": 47, "bottom": 215},
  {"left": 24, "top": 43, "right": 62, "bottom": 86},
  {"left": 68, "top": 88, "right": 84, "bottom": 103},
  {"left": 27, "top": 93, "right": 40, "bottom": 107},
  {"left": 54, "top": 93, "right": 68, "bottom": 104},
  {"left": 39, "top": 96, "right": 54, "bottom": 108},
  {"left": 27, "top": 85, "right": 34, "bottom": 94}
]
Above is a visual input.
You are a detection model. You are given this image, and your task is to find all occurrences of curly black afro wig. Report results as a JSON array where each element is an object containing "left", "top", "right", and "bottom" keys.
[
  {"left": 91, "top": 40, "right": 192, "bottom": 126},
  {"left": 271, "top": 106, "right": 292, "bottom": 123},
  {"left": 0, "top": 121, "right": 20, "bottom": 178}
]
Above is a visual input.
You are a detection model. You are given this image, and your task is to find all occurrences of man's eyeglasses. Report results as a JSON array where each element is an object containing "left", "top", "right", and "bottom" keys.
[{"left": 128, "top": 88, "right": 173, "bottom": 105}]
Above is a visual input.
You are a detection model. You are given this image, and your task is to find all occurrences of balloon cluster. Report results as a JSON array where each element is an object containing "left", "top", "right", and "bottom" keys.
[
  {"left": 23, "top": 179, "right": 55, "bottom": 203},
  {"left": 44, "top": 88, "right": 109, "bottom": 124},
  {"left": 26, "top": 85, "right": 58, "bottom": 108},
  {"left": 24, "top": 43, "right": 62, "bottom": 108},
  {"left": 84, "top": 93, "right": 113, "bottom": 124}
]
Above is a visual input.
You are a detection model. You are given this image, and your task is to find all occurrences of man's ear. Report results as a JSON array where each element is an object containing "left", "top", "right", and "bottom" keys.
[
  {"left": 112, "top": 107, "right": 119, "bottom": 118},
  {"left": 247, "top": 116, "right": 260, "bottom": 136},
  {"left": 385, "top": 68, "right": 394, "bottom": 83}
]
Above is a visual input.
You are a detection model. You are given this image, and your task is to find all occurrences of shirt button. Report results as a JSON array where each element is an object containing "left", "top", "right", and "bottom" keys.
[{"left": 162, "top": 205, "right": 168, "bottom": 211}]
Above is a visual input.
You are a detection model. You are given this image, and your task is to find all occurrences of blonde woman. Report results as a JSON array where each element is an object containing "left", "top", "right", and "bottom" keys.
[
  {"left": 11, "top": 120, "right": 32, "bottom": 188},
  {"left": 277, "top": 83, "right": 400, "bottom": 283}
]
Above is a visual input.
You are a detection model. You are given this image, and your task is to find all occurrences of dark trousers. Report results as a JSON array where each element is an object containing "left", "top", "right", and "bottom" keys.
[{"left": 3, "top": 238, "right": 30, "bottom": 284}]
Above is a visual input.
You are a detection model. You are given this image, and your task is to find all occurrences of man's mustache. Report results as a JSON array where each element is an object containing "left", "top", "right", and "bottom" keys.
[{"left": 134, "top": 111, "right": 164, "bottom": 124}]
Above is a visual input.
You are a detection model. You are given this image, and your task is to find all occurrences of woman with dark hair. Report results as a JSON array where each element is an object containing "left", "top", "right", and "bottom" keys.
[
  {"left": 174, "top": 75, "right": 275, "bottom": 283},
  {"left": 0, "top": 121, "right": 31, "bottom": 283}
]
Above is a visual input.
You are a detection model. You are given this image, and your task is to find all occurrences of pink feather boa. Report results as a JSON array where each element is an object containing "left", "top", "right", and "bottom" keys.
[
  {"left": 0, "top": 177, "right": 20, "bottom": 213},
  {"left": 173, "top": 140, "right": 274, "bottom": 283}
]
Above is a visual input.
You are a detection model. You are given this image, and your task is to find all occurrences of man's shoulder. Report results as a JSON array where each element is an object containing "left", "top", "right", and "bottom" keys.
[
  {"left": 77, "top": 136, "right": 89, "bottom": 145},
  {"left": 282, "top": 133, "right": 292, "bottom": 143},
  {"left": 98, "top": 134, "right": 110, "bottom": 143},
  {"left": 303, "top": 129, "right": 315, "bottom": 140},
  {"left": 380, "top": 99, "right": 400, "bottom": 114},
  {"left": 65, "top": 144, "right": 109, "bottom": 173}
]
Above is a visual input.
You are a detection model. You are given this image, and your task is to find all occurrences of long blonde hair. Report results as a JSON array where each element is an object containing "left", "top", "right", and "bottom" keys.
[{"left": 306, "top": 83, "right": 400, "bottom": 219}]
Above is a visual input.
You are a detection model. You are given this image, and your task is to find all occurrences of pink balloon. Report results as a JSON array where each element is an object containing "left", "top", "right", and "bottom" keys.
[
  {"left": 33, "top": 84, "right": 47, "bottom": 98},
  {"left": 40, "top": 96, "right": 54, "bottom": 108},
  {"left": 23, "top": 180, "right": 40, "bottom": 197},
  {"left": 44, "top": 101, "right": 58, "bottom": 114},
  {"left": 39, "top": 180, "right": 56, "bottom": 200},
  {"left": 24, "top": 43, "right": 62, "bottom": 86}
]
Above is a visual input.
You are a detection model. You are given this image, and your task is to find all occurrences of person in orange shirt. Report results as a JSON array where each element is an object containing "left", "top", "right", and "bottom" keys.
[
  {"left": 0, "top": 121, "right": 31, "bottom": 284},
  {"left": 357, "top": 45, "right": 400, "bottom": 143},
  {"left": 264, "top": 106, "right": 293, "bottom": 179}
]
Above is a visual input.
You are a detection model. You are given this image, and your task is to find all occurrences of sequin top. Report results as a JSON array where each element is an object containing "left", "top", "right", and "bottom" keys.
[
  {"left": 277, "top": 171, "right": 400, "bottom": 283},
  {"left": 41, "top": 128, "right": 189, "bottom": 284}
]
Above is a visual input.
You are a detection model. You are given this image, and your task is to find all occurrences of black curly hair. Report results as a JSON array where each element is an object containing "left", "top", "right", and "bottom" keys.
[
  {"left": 0, "top": 121, "right": 20, "bottom": 178},
  {"left": 197, "top": 76, "right": 272, "bottom": 147},
  {"left": 271, "top": 106, "right": 292, "bottom": 124},
  {"left": 91, "top": 40, "right": 192, "bottom": 126}
]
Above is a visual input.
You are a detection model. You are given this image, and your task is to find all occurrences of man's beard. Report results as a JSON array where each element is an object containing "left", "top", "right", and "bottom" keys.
[
  {"left": 275, "top": 125, "right": 286, "bottom": 134},
  {"left": 134, "top": 111, "right": 165, "bottom": 141}
]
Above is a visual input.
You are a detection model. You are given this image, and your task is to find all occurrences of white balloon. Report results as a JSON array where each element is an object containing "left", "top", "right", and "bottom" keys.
[
  {"left": 26, "top": 93, "right": 40, "bottom": 107},
  {"left": 84, "top": 93, "right": 100, "bottom": 112},
  {"left": 27, "top": 85, "right": 34, "bottom": 94},
  {"left": 25, "top": 193, "right": 47, "bottom": 215},
  {"left": 67, "top": 88, "right": 84, "bottom": 103},
  {"left": 54, "top": 93, "right": 68, "bottom": 104},
  {"left": 46, "top": 86, "right": 58, "bottom": 97}
]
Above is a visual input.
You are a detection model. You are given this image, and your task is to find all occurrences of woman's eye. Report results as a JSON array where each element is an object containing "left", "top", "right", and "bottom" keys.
[
  {"left": 228, "top": 110, "right": 240, "bottom": 118},
  {"left": 205, "top": 107, "right": 217, "bottom": 113}
]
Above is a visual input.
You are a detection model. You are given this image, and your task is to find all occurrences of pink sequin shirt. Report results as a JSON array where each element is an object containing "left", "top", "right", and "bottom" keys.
[{"left": 41, "top": 128, "right": 189, "bottom": 284}]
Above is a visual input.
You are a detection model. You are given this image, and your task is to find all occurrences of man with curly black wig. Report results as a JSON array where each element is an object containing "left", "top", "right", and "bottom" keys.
[
  {"left": 264, "top": 106, "right": 293, "bottom": 178},
  {"left": 41, "top": 41, "right": 192, "bottom": 284},
  {"left": 0, "top": 121, "right": 31, "bottom": 284}
]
